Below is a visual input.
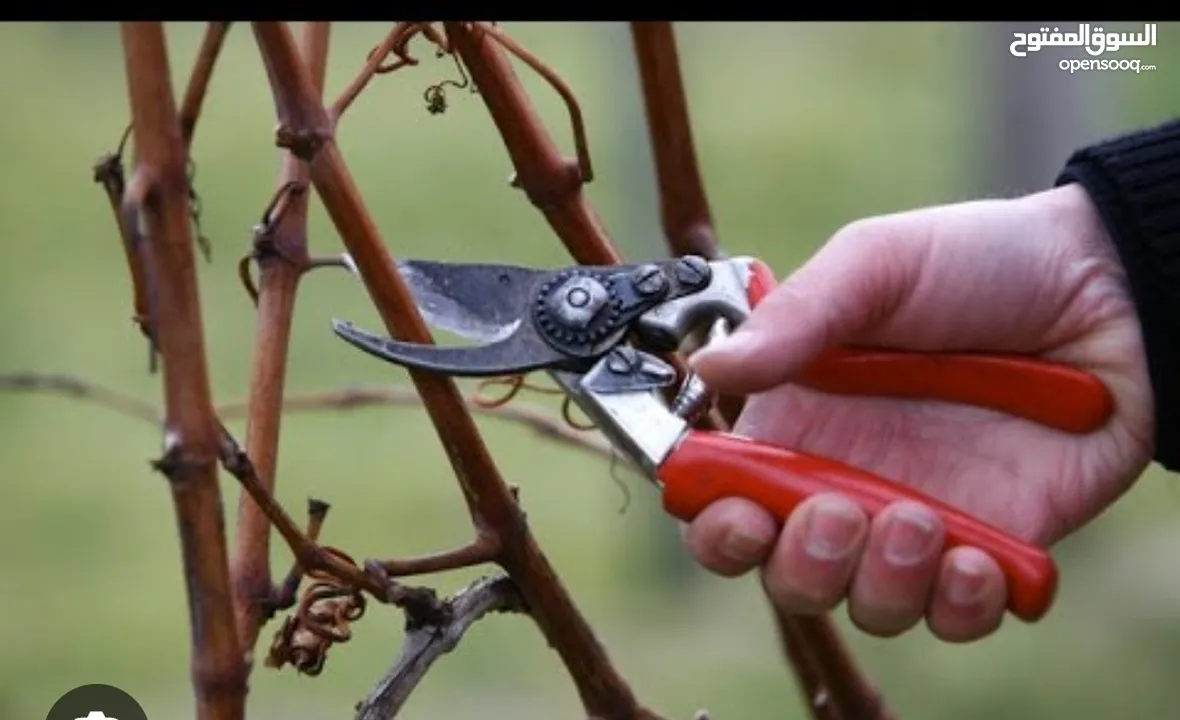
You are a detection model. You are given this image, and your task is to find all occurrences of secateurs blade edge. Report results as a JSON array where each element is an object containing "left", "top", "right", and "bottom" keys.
[{"left": 331, "top": 254, "right": 1116, "bottom": 623}]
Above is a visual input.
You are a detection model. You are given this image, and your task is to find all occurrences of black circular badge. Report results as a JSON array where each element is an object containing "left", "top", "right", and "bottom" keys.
[{"left": 46, "top": 684, "right": 147, "bottom": 720}]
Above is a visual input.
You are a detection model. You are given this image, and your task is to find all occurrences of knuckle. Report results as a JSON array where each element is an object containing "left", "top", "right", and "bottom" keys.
[{"left": 829, "top": 216, "right": 898, "bottom": 253}]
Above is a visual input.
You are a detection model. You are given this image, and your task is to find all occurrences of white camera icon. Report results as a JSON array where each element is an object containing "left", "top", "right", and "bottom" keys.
[{"left": 77, "top": 712, "right": 117, "bottom": 720}]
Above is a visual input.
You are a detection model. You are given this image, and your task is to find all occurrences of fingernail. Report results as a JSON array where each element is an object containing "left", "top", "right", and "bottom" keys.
[
  {"left": 721, "top": 526, "right": 769, "bottom": 565},
  {"left": 945, "top": 554, "right": 991, "bottom": 606},
  {"left": 801, "top": 496, "right": 866, "bottom": 560},
  {"left": 882, "top": 506, "right": 941, "bottom": 567}
]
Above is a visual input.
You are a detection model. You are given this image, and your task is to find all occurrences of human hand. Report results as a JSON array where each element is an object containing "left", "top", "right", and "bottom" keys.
[{"left": 683, "top": 183, "right": 1154, "bottom": 642}]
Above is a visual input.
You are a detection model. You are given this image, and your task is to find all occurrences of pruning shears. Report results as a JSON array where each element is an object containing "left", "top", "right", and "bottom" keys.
[{"left": 330, "top": 254, "right": 1115, "bottom": 623}]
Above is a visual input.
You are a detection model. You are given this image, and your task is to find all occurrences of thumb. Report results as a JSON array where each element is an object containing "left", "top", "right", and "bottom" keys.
[{"left": 692, "top": 222, "right": 924, "bottom": 395}]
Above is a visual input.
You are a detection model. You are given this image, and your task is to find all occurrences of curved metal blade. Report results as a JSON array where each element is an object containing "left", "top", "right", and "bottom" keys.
[
  {"left": 331, "top": 319, "right": 579, "bottom": 377},
  {"left": 391, "top": 259, "right": 551, "bottom": 343}
]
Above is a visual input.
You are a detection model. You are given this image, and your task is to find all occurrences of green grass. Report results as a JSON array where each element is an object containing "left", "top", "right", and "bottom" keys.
[{"left": 2, "top": 20, "right": 1180, "bottom": 720}]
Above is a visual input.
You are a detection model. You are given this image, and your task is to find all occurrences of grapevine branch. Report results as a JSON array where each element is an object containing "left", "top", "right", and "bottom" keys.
[
  {"left": 119, "top": 22, "right": 246, "bottom": 720},
  {"left": 65, "top": 18, "right": 901, "bottom": 720},
  {"left": 231, "top": 19, "right": 332, "bottom": 655},
  {"left": 355, "top": 575, "right": 528, "bottom": 720}
]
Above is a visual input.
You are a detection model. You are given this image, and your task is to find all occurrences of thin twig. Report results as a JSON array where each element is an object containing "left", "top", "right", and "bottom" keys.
[
  {"left": 474, "top": 22, "right": 594, "bottom": 183},
  {"left": 179, "top": 22, "right": 232, "bottom": 145},
  {"left": 377, "top": 539, "right": 500, "bottom": 578},
  {"left": 0, "top": 373, "right": 619, "bottom": 463},
  {"left": 0, "top": 372, "right": 160, "bottom": 423},
  {"left": 92, "top": 124, "right": 154, "bottom": 347},
  {"left": 354, "top": 575, "right": 528, "bottom": 720},
  {"left": 218, "top": 422, "right": 386, "bottom": 597},
  {"left": 268, "top": 498, "right": 332, "bottom": 615},
  {"left": 226, "top": 385, "right": 617, "bottom": 460},
  {"left": 119, "top": 21, "right": 246, "bottom": 720},
  {"left": 330, "top": 23, "right": 431, "bottom": 121}
]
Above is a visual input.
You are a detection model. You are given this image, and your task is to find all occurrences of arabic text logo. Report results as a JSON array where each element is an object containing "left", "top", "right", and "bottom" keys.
[{"left": 1010, "top": 23, "right": 1157, "bottom": 57}]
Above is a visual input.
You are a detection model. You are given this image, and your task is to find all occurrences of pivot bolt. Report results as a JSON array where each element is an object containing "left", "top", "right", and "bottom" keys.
[{"left": 546, "top": 275, "right": 609, "bottom": 330}]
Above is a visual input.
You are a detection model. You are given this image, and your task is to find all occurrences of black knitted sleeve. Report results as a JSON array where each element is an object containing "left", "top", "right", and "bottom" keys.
[{"left": 1055, "top": 118, "right": 1180, "bottom": 470}]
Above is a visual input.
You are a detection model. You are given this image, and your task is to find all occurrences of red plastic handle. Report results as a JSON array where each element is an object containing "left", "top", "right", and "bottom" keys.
[
  {"left": 797, "top": 349, "right": 1112, "bottom": 433},
  {"left": 740, "top": 258, "right": 1114, "bottom": 434},
  {"left": 659, "top": 430, "right": 1057, "bottom": 622}
]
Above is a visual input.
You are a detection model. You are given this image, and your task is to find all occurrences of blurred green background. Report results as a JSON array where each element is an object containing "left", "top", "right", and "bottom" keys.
[{"left": 2, "top": 20, "right": 1179, "bottom": 720}]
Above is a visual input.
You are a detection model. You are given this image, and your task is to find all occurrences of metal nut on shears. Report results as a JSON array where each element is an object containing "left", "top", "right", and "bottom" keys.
[{"left": 546, "top": 274, "right": 610, "bottom": 330}]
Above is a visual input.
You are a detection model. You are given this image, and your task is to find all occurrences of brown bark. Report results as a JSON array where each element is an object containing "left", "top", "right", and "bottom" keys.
[{"left": 119, "top": 21, "right": 247, "bottom": 720}]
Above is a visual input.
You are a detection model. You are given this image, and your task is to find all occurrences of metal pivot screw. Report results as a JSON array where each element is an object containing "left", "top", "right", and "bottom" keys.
[
  {"left": 546, "top": 275, "right": 609, "bottom": 330},
  {"left": 606, "top": 346, "right": 639, "bottom": 375},
  {"left": 631, "top": 263, "right": 668, "bottom": 296},
  {"left": 675, "top": 255, "right": 711, "bottom": 287}
]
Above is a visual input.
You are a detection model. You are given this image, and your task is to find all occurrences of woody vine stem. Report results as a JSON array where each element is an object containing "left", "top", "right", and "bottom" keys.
[{"left": 62, "top": 20, "right": 899, "bottom": 720}]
